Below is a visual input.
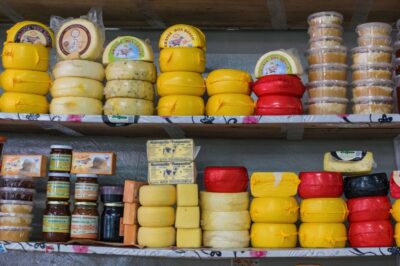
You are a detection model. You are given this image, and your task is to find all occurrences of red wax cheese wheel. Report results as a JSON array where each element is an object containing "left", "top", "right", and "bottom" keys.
[
  {"left": 204, "top": 166, "right": 248, "bottom": 193},
  {"left": 347, "top": 196, "right": 391, "bottom": 222},
  {"left": 390, "top": 171, "right": 400, "bottom": 198},
  {"left": 256, "top": 95, "right": 303, "bottom": 115},
  {"left": 349, "top": 220, "right": 393, "bottom": 247},
  {"left": 298, "top": 172, "right": 343, "bottom": 198},
  {"left": 252, "top": 74, "right": 305, "bottom": 97}
]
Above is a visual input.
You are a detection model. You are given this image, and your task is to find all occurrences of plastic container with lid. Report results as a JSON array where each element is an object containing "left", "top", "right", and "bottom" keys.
[
  {"left": 252, "top": 74, "right": 305, "bottom": 97},
  {"left": 308, "top": 24, "right": 343, "bottom": 39},
  {"left": 347, "top": 196, "right": 391, "bottom": 222},
  {"left": 256, "top": 95, "right": 303, "bottom": 115},
  {"left": 0, "top": 226, "right": 31, "bottom": 241},
  {"left": 349, "top": 220, "right": 393, "bottom": 247},
  {"left": 71, "top": 201, "right": 99, "bottom": 240},
  {"left": 0, "top": 200, "right": 33, "bottom": 214},
  {"left": 307, "top": 80, "right": 347, "bottom": 98},
  {"left": 0, "top": 212, "right": 33, "bottom": 226},
  {"left": 100, "top": 202, "right": 124, "bottom": 242},
  {"left": 351, "top": 46, "right": 393, "bottom": 65},
  {"left": 43, "top": 201, "right": 70, "bottom": 242},
  {"left": 352, "top": 96, "right": 393, "bottom": 114},
  {"left": 0, "top": 176, "right": 34, "bottom": 189},
  {"left": 74, "top": 174, "right": 99, "bottom": 202},
  {"left": 352, "top": 80, "right": 393, "bottom": 98},
  {"left": 307, "top": 46, "right": 347, "bottom": 65},
  {"left": 307, "top": 11, "right": 344, "bottom": 26},
  {"left": 47, "top": 172, "right": 70, "bottom": 201},
  {"left": 100, "top": 186, "right": 123, "bottom": 203},
  {"left": 358, "top": 35, "right": 392, "bottom": 47},
  {"left": 309, "top": 36, "right": 343, "bottom": 48},
  {"left": 356, "top": 22, "right": 392, "bottom": 37},
  {"left": 0, "top": 187, "right": 35, "bottom": 201},
  {"left": 344, "top": 173, "right": 389, "bottom": 199},
  {"left": 308, "top": 64, "right": 347, "bottom": 82},
  {"left": 298, "top": 171, "right": 343, "bottom": 198},
  {"left": 307, "top": 97, "right": 348, "bottom": 115},
  {"left": 351, "top": 63, "right": 393, "bottom": 81},
  {"left": 49, "top": 145, "right": 73, "bottom": 173}
]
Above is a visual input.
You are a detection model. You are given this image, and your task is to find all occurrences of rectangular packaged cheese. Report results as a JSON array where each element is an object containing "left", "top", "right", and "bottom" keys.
[
  {"left": 123, "top": 224, "right": 138, "bottom": 246},
  {"left": 1, "top": 155, "right": 47, "bottom": 177},
  {"left": 323, "top": 151, "right": 374, "bottom": 175},
  {"left": 177, "top": 184, "right": 199, "bottom": 207},
  {"left": 177, "top": 228, "right": 202, "bottom": 248},
  {"left": 123, "top": 203, "right": 139, "bottom": 225},
  {"left": 146, "top": 139, "right": 197, "bottom": 162},
  {"left": 148, "top": 161, "right": 196, "bottom": 184},
  {"left": 123, "top": 180, "right": 146, "bottom": 203},
  {"left": 71, "top": 152, "right": 116, "bottom": 175},
  {"left": 175, "top": 206, "right": 200, "bottom": 229}
]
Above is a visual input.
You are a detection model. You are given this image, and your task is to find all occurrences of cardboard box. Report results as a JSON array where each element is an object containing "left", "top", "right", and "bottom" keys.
[
  {"left": 123, "top": 224, "right": 138, "bottom": 246},
  {"left": 123, "top": 203, "right": 139, "bottom": 225},
  {"left": 1, "top": 155, "right": 47, "bottom": 177},
  {"left": 148, "top": 161, "right": 196, "bottom": 184},
  {"left": 123, "top": 180, "right": 146, "bottom": 203},
  {"left": 71, "top": 152, "right": 116, "bottom": 175},
  {"left": 146, "top": 139, "right": 196, "bottom": 162}
]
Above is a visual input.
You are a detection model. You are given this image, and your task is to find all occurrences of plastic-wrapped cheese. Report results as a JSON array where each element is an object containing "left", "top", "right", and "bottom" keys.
[
  {"left": 104, "top": 80, "right": 154, "bottom": 100},
  {"left": 139, "top": 185, "right": 176, "bottom": 206},
  {"left": 157, "top": 72, "right": 205, "bottom": 96},
  {"left": 0, "top": 92, "right": 48, "bottom": 114},
  {"left": 137, "top": 227, "right": 175, "bottom": 248},
  {"left": 254, "top": 49, "right": 303, "bottom": 78},
  {"left": 204, "top": 166, "right": 249, "bottom": 193},
  {"left": 6, "top": 21, "right": 54, "bottom": 47},
  {"left": 50, "top": 97, "right": 102, "bottom": 115},
  {"left": 201, "top": 210, "right": 251, "bottom": 230},
  {"left": 392, "top": 200, "right": 400, "bottom": 222},
  {"left": 206, "top": 69, "right": 252, "bottom": 96},
  {"left": 299, "top": 223, "right": 347, "bottom": 248},
  {"left": 323, "top": 151, "right": 374, "bottom": 175},
  {"left": 300, "top": 198, "right": 348, "bottom": 223},
  {"left": 206, "top": 94, "right": 254, "bottom": 115},
  {"left": 200, "top": 191, "right": 249, "bottom": 212},
  {"left": 2, "top": 43, "right": 49, "bottom": 71},
  {"left": 250, "top": 172, "right": 300, "bottom": 197},
  {"left": 250, "top": 197, "right": 299, "bottom": 223},
  {"left": 103, "top": 98, "right": 154, "bottom": 115},
  {"left": 157, "top": 95, "right": 205, "bottom": 116},
  {"left": 137, "top": 207, "right": 175, "bottom": 227},
  {"left": 53, "top": 60, "right": 104, "bottom": 81},
  {"left": 106, "top": 61, "right": 156, "bottom": 82},
  {"left": 103, "top": 36, "right": 154, "bottom": 64},
  {"left": 395, "top": 223, "right": 400, "bottom": 247},
  {"left": 0, "top": 70, "right": 51, "bottom": 95},
  {"left": 203, "top": 230, "right": 250, "bottom": 248},
  {"left": 251, "top": 223, "right": 297, "bottom": 248},
  {"left": 159, "top": 24, "right": 206, "bottom": 49},
  {"left": 159, "top": 47, "right": 205, "bottom": 73},
  {"left": 51, "top": 77, "right": 103, "bottom": 99}
]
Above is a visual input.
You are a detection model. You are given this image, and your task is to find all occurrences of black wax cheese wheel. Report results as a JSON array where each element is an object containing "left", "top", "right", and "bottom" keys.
[{"left": 343, "top": 173, "right": 389, "bottom": 199}]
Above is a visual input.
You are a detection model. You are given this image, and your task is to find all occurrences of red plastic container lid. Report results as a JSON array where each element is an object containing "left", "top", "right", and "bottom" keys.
[
  {"left": 256, "top": 95, "right": 303, "bottom": 115},
  {"left": 347, "top": 196, "right": 391, "bottom": 222},
  {"left": 204, "top": 166, "right": 249, "bottom": 193},
  {"left": 298, "top": 171, "right": 343, "bottom": 198},
  {"left": 252, "top": 74, "right": 306, "bottom": 98},
  {"left": 349, "top": 220, "right": 393, "bottom": 247}
]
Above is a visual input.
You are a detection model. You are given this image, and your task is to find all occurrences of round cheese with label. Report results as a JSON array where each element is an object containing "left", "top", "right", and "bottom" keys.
[
  {"left": 52, "top": 60, "right": 104, "bottom": 81},
  {"left": 250, "top": 197, "right": 299, "bottom": 223},
  {"left": 157, "top": 72, "right": 205, "bottom": 96},
  {"left": 200, "top": 191, "right": 249, "bottom": 212},
  {"left": 6, "top": 21, "right": 54, "bottom": 47},
  {"left": 159, "top": 47, "right": 205, "bottom": 73},
  {"left": 157, "top": 95, "right": 205, "bottom": 116},
  {"left": 138, "top": 207, "right": 175, "bottom": 227},
  {"left": 138, "top": 227, "right": 176, "bottom": 248},
  {"left": 1, "top": 69, "right": 51, "bottom": 95},
  {"left": 50, "top": 97, "right": 102, "bottom": 115},
  {"left": 2, "top": 43, "right": 49, "bottom": 71},
  {"left": 299, "top": 223, "right": 347, "bottom": 248},
  {"left": 391, "top": 171, "right": 400, "bottom": 198},
  {"left": 251, "top": 223, "right": 297, "bottom": 248},
  {"left": 159, "top": 24, "right": 206, "bottom": 49},
  {"left": 254, "top": 50, "right": 303, "bottom": 78},
  {"left": 56, "top": 18, "right": 103, "bottom": 61},
  {"left": 201, "top": 210, "right": 250, "bottom": 231},
  {"left": 104, "top": 80, "right": 154, "bottom": 100},
  {"left": 103, "top": 36, "right": 154, "bottom": 64},
  {"left": 139, "top": 185, "right": 176, "bottom": 206},
  {"left": 0, "top": 92, "right": 48, "bottom": 114},
  {"left": 104, "top": 98, "right": 154, "bottom": 115},
  {"left": 51, "top": 77, "right": 103, "bottom": 99},
  {"left": 206, "top": 69, "right": 252, "bottom": 96},
  {"left": 203, "top": 230, "right": 250, "bottom": 248},
  {"left": 105, "top": 61, "right": 157, "bottom": 82},
  {"left": 206, "top": 94, "right": 254, "bottom": 116},
  {"left": 300, "top": 198, "right": 348, "bottom": 223},
  {"left": 204, "top": 166, "right": 249, "bottom": 193}
]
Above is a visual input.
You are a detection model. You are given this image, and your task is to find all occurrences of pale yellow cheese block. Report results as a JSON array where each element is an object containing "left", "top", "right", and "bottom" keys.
[
  {"left": 176, "top": 228, "right": 202, "bottom": 248},
  {"left": 105, "top": 61, "right": 157, "bottom": 83},
  {"left": 175, "top": 206, "right": 200, "bottom": 229},
  {"left": 157, "top": 95, "right": 205, "bottom": 116},
  {"left": 103, "top": 98, "right": 154, "bottom": 115},
  {"left": 137, "top": 227, "right": 176, "bottom": 248},
  {"left": 299, "top": 223, "right": 347, "bottom": 248},
  {"left": 250, "top": 197, "right": 299, "bottom": 223},
  {"left": 200, "top": 191, "right": 249, "bottom": 212},
  {"left": 137, "top": 206, "right": 175, "bottom": 227},
  {"left": 201, "top": 210, "right": 251, "bottom": 230},
  {"left": 104, "top": 80, "right": 154, "bottom": 100},
  {"left": 323, "top": 151, "right": 374, "bottom": 175},
  {"left": 2, "top": 43, "right": 49, "bottom": 71},
  {"left": 250, "top": 172, "right": 300, "bottom": 198},
  {"left": 159, "top": 47, "right": 205, "bottom": 73},
  {"left": 139, "top": 185, "right": 176, "bottom": 206},
  {"left": 203, "top": 230, "right": 250, "bottom": 248},
  {"left": 300, "top": 198, "right": 348, "bottom": 223},
  {"left": 0, "top": 92, "right": 48, "bottom": 114},
  {"left": 53, "top": 60, "right": 105, "bottom": 81},
  {"left": 157, "top": 72, "right": 205, "bottom": 97},
  {"left": 51, "top": 77, "right": 103, "bottom": 100},
  {"left": 206, "top": 69, "right": 252, "bottom": 96},
  {"left": 251, "top": 223, "right": 297, "bottom": 248},
  {"left": 50, "top": 97, "right": 102, "bottom": 115},
  {"left": 206, "top": 94, "right": 254, "bottom": 116},
  {"left": 177, "top": 184, "right": 198, "bottom": 207},
  {"left": 1, "top": 69, "right": 51, "bottom": 95}
]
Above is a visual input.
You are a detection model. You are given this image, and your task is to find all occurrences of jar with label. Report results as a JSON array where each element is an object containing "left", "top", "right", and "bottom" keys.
[
  {"left": 47, "top": 173, "right": 70, "bottom": 200},
  {"left": 43, "top": 201, "right": 71, "bottom": 242},
  {"left": 74, "top": 174, "right": 99, "bottom": 202},
  {"left": 49, "top": 145, "right": 72, "bottom": 173},
  {"left": 100, "top": 202, "right": 123, "bottom": 242},
  {"left": 71, "top": 202, "right": 98, "bottom": 240}
]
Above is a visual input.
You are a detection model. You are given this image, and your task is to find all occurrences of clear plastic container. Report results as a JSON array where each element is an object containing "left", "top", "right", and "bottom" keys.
[
  {"left": 357, "top": 35, "right": 392, "bottom": 47},
  {"left": 0, "top": 187, "right": 35, "bottom": 201},
  {"left": 352, "top": 46, "right": 393, "bottom": 65},
  {"left": 351, "top": 63, "right": 393, "bottom": 81},
  {"left": 307, "top": 46, "right": 347, "bottom": 65},
  {"left": 352, "top": 96, "right": 393, "bottom": 114},
  {"left": 0, "top": 212, "right": 33, "bottom": 226},
  {"left": 309, "top": 36, "right": 343, "bottom": 48},
  {"left": 352, "top": 80, "right": 393, "bottom": 98},
  {"left": 0, "top": 226, "right": 31, "bottom": 241},
  {"left": 307, "top": 80, "right": 347, "bottom": 98},
  {"left": 0, "top": 200, "right": 33, "bottom": 214},
  {"left": 0, "top": 176, "right": 34, "bottom": 189},
  {"left": 356, "top": 22, "right": 392, "bottom": 37},
  {"left": 308, "top": 64, "right": 347, "bottom": 82},
  {"left": 307, "top": 97, "right": 348, "bottom": 115},
  {"left": 308, "top": 24, "right": 343, "bottom": 39},
  {"left": 307, "top": 11, "right": 344, "bottom": 26}
]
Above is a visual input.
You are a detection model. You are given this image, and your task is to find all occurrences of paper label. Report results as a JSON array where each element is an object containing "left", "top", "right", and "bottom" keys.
[
  {"left": 14, "top": 24, "right": 52, "bottom": 47},
  {"left": 75, "top": 183, "right": 99, "bottom": 201},
  {"left": 331, "top": 151, "right": 366, "bottom": 162},
  {"left": 162, "top": 27, "right": 197, "bottom": 47},
  {"left": 260, "top": 54, "right": 293, "bottom": 75},
  {"left": 148, "top": 161, "right": 196, "bottom": 184},
  {"left": 71, "top": 152, "right": 115, "bottom": 175},
  {"left": 108, "top": 36, "right": 145, "bottom": 62},
  {"left": 49, "top": 154, "right": 72, "bottom": 172},
  {"left": 393, "top": 171, "right": 400, "bottom": 186},
  {"left": 43, "top": 215, "right": 70, "bottom": 233},
  {"left": 59, "top": 24, "right": 91, "bottom": 56},
  {"left": 273, "top": 172, "right": 283, "bottom": 187},
  {"left": 71, "top": 215, "right": 98, "bottom": 239},
  {"left": 47, "top": 181, "right": 70, "bottom": 199},
  {"left": 1, "top": 155, "right": 44, "bottom": 177},
  {"left": 147, "top": 139, "right": 195, "bottom": 162}
]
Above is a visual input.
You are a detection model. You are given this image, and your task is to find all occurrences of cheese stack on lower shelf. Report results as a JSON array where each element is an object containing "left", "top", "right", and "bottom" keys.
[
  {"left": 250, "top": 172, "right": 299, "bottom": 248},
  {"left": 391, "top": 171, "right": 400, "bottom": 247},
  {"left": 201, "top": 167, "right": 250, "bottom": 248}
]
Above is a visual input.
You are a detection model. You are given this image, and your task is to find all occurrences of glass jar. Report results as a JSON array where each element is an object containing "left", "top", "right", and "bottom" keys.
[
  {"left": 71, "top": 202, "right": 98, "bottom": 240},
  {"left": 49, "top": 145, "right": 72, "bottom": 172},
  {"left": 47, "top": 173, "right": 70, "bottom": 200},
  {"left": 100, "top": 186, "right": 123, "bottom": 203},
  {"left": 100, "top": 202, "right": 123, "bottom": 242},
  {"left": 43, "top": 201, "right": 71, "bottom": 242},
  {"left": 74, "top": 174, "right": 99, "bottom": 202}
]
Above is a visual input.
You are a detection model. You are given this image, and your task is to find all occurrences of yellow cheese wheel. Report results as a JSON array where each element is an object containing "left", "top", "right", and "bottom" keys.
[
  {"left": 104, "top": 80, "right": 154, "bottom": 100},
  {"left": 159, "top": 47, "right": 205, "bottom": 73},
  {"left": 250, "top": 197, "right": 299, "bottom": 223},
  {"left": 105, "top": 61, "right": 157, "bottom": 82},
  {"left": 250, "top": 172, "right": 300, "bottom": 198},
  {"left": 50, "top": 97, "right": 102, "bottom": 115},
  {"left": 300, "top": 198, "right": 348, "bottom": 223},
  {"left": 2, "top": 43, "right": 49, "bottom": 71},
  {"left": 0, "top": 92, "right": 48, "bottom": 114},
  {"left": 51, "top": 77, "right": 103, "bottom": 99},
  {"left": 206, "top": 69, "right": 252, "bottom": 96},
  {"left": 157, "top": 95, "right": 205, "bottom": 116},
  {"left": 251, "top": 223, "right": 297, "bottom": 248},
  {"left": 201, "top": 210, "right": 251, "bottom": 230},
  {"left": 206, "top": 94, "right": 254, "bottom": 116},
  {"left": 1, "top": 69, "right": 51, "bottom": 95},
  {"left": 323, "top": 151, "right": 374, "bottom": 175},
  {"left": 139, "top": 185, "right": 176, "bottom": 206},
  {"left": 157, "top": 72, "right": 205, "bottom": 96},
  {"left": 52, "top": 60, "right": 104, "bottom": 81},
  {"left": 137, "top": 227, "right": 175, "bottom": 248},
  {"left": 299, "top": 223, "right": 347, "bottom": 248},
  {"left": 395, "top": 223, "right": 400, "bottom": 247},
  {"left": 392, "top": 200, "right": 400, "bottom": 222},
  {"left": 103, "top": 36, "right": 154, "bottom": 64},
  {"left": 6, "top": 21, "right": 54, "bottom": 47},
  {"left": 159, "top": 24, "right": 206, "bottom": 49},
  {"left": 103, "top": 98, "right": 154, "bottom": 115},
  {"left": 200, "top": 191, "right": 249, "bottom": 212},
  {"left": 203, "top": 230, "right": 250, "bottom": 248},
  {"left": 137, "top": 206, "right": 175, "bottom": 227}
]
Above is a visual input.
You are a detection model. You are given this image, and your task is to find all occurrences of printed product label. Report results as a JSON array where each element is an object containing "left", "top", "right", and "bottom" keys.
[
  {"left": 70, "top": 215, "right": 98, "bottom": 238},
  {"left": 393, "top": 171, "right": 400, "bottom": 186},
  {"left": 49, "top": 154, "right": 72, "bottom": 172},
  {"left": 47, "top": 181, "right": 70, "bottom": 199},
  {"left": 148, "top": 161, "right": 195, "bottom": 184},
  {"left": 72, "top": 153, "right": 113, "bottom": 174},
  {"left": 15, "top": 24, "right": 52, "bottom": 47},
  {"left": 1, "top": 155, "right": 43, "bottom": 177},
  {"left": 59, "top": 24, "right": 91, "bottom": 56},
  {"left": 260, "top": 54, "right": 292, "bottom": 75},
  {"left": 43, "top": 215, "right": 70, "bottom": 233},
  {"left": 162, "top": 28, "right": 196, "bottom": 47},
  {"left": 147, "top": 139, "right": 194, "bottom": 161},
  {"left": 108, "top": 36, "right": 145, "bottom": 62},
  {"left": 74, "top": 183, "right": 99, "bottom": 201},
  {"left": 331, "top": 151, "right": 366, "bottom": 162}
]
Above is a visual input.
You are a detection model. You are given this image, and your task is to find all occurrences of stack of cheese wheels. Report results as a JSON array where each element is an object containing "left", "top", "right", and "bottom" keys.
[
  {"left": 201, "top": 167, "right": 250, "bottom": 248},
  {"left": 392, "top": 171, "right": 400, "bottom": 247},
  {"left": 0, "top": 21, "right": 53, "bottom": 114},
  {"left": 157, "top": 24, "right": 206, "bottom": 116},
  {"left": 250, "top": 172, "right": 299, "bottom": 248},
  {"left": 205, "top": 69, "right": 254, "bottom": 115},
  {"left": 298, "top": 172, "right": 348, "bottom": 248},
  {"left": 103, "top": 36, "right": 156, "bottom": 115},
  {"left": 137, "top": 185, "right": 176, "bottom": 247},
  {"left": 50, "top": 18, "right": 105, "bottom": 115}
]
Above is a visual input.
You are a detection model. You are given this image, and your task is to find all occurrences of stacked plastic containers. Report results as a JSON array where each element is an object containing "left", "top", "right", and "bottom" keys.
[
  {"left": 201, "top": 167, "right": 250, "bottom": 248},
  {"left": 351, "top": 22, "right": 394, "bottom": 114},
  {"left": 390, "top": 171, "right": 400, "bottom": 246},
  {"left": 157, "top": 24, "right": 206, "bottom": 116},
  {"left": 0, "top": 21, "right": 52, "bottom": 114},
  {"left": 250, "top": 172, "right": 299, "bottom": 248},
  {"left": 306, "top": 11, "right": 349, "bottom": 114},
  {"left": 298, "top": 172, "right": 347, "bottom": 248}
]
